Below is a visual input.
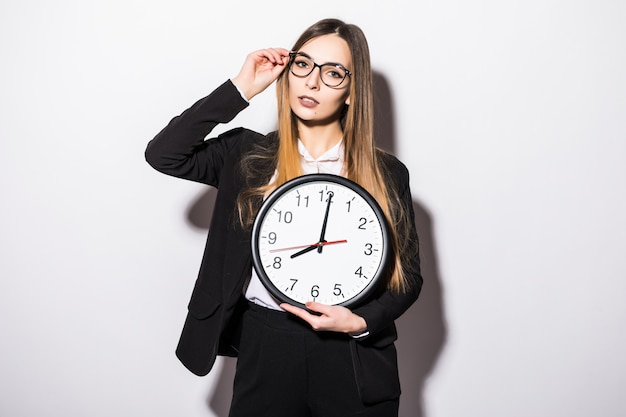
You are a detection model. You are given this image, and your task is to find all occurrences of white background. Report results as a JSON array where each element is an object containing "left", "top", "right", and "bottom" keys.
[{"left": 1, "top": 1, "right": 625, "bottom": 416}]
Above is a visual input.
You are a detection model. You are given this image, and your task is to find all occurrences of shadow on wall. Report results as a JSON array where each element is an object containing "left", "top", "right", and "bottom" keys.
[
  {"left": 372, "top": 72, "right": 448, "bottom": 417},
  {"left": 397, "top": 200, "right": 447, "bottom": 417},
  {"left": 184, "top": 71, "right": 447, "bottom": 417}
]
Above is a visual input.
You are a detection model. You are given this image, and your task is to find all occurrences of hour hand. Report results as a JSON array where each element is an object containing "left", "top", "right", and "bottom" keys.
[{"left": 290, "top": 244, "right": 318, "bottom": 259}]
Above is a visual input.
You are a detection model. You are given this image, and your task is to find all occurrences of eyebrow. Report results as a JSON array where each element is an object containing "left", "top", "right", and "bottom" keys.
[{"left": 293, "top": 51, "right": 348, "bottom": 70}]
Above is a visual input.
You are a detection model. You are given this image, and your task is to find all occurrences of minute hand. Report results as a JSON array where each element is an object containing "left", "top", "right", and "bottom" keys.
[{"left": 317, "top": 191, "right": 334, "bottom": 253}]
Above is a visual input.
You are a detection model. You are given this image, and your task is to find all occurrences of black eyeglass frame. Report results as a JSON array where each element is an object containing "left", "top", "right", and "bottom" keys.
[{"left": 288, "top": 51, "right": 352, "bottom": 87}]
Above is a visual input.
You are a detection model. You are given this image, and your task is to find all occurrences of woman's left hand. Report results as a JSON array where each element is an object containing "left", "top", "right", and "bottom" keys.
[{"left": 280, "top": 302, "right": 368, "bottom": 336}]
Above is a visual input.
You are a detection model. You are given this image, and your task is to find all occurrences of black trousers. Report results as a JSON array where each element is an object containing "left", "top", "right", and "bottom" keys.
[{"left": 228, "top": 302, "right": 399, "bottom": 417}]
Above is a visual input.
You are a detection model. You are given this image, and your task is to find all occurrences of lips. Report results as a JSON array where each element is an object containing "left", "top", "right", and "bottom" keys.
[{"left": 298, "top": 95, "right": 319, "bottom": 108}]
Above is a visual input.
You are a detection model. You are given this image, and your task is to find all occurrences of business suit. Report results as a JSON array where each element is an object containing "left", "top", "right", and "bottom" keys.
[{"left": 145, "top": 80, "right": 423, "bottom": 405}]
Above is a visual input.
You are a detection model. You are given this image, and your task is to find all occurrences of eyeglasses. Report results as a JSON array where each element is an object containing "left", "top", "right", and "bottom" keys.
[{"left": 288, "top": 52, "right": 351, "bottom": 88}]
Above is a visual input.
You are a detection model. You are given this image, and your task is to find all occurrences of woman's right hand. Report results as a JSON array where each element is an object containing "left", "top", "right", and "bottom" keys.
[{"left": 231, "top": 48, "right": 290, "bottom": 101}]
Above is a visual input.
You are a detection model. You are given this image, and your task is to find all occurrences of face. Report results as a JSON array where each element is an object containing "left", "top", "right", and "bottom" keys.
[{"left": 288, "top": 34, "right": 352, "bottom": 125}]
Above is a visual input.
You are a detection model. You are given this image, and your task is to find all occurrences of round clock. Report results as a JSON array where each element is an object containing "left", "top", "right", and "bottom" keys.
[{"left": 251, "top": 173, "right": 391, "bottom": 309}]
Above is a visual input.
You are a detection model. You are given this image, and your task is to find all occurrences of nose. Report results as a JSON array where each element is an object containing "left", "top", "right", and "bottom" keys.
[{"left": 305, "top": 65, "right": 321, "bottom": 90}]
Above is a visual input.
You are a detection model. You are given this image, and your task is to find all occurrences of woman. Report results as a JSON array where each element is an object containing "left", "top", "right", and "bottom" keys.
[{"left": 146, "top": 18, "right": 423, "bottom": 417}]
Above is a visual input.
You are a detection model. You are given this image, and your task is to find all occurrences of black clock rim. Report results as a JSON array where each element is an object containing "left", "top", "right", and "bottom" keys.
[{"left": 250, "top": 173, "right": 391, "bottom": 309}]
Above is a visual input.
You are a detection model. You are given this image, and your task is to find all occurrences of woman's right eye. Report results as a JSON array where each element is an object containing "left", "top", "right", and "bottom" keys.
[{"left": 295, "top": 59, "right": 310, "bottom": 69}]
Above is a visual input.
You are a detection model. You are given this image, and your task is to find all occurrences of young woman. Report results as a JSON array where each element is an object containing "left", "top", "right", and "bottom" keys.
[{"left": 146, "top": 18, "right": 423, "bottom": 417}]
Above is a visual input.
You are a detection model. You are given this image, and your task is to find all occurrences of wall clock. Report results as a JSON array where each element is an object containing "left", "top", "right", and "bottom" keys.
[{"left": 251, "top": 174, "right": 391, "bottom": 309}]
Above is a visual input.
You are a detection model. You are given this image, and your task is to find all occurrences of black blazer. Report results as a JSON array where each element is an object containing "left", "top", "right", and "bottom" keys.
[{"left": 145, "top": 80, "right": 423, "bottom": 404}]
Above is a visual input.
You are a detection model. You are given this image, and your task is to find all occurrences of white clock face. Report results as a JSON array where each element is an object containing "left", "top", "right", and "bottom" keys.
[{"left": 251, "top": 174, "right": 390, "bottom": 308}]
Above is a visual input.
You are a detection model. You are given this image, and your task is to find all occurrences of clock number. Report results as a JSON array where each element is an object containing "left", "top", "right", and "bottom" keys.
[
  {"left": 333, "top": 284, "right": 343, "bottom": 297},
  {"left": 267, "top": 232, "right": 277, "bottom": 244},
  {"left": 288, "top": 278, "right": 298, "bottom": 291},
  {"left": 273, "top": 257, "right": 282, "bottom": 269},
  {"left": 358, "top": 217, "right": 367, "bottom": 230},
  {"left": 364, "top": 243, "right": 373, "bottom": 256},
  {"left": 311, "top": 285, "right": 320, "bottom": 299},
  {"left": 354, "top": 266, "right": 368, "bottom": 279},
  {"left": 346, "top": 197, "right": 355, "bottom": 213},
  {"left": 319, "top": 189, "right": 333, "bottom": 202},
  {"left": 296, "top": 193, "right": 309, "bottom": 207},
  {"left": 275, "top": 210, "right": 293, "bottom": 223}
]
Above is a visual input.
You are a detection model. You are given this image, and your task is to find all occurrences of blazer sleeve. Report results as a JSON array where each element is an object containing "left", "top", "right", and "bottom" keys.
[
  {"left": 351, "top": 157, "right": 423, "bottom": 341},
  {"left": 145, "top": 80, "right": 250, "bottom": 186}
]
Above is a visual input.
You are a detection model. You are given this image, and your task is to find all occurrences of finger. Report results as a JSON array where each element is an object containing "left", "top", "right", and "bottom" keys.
[
  {"left": 281, "top": 303, "right": 327, "bottom": 329},
  {"left": 280, "top": 303, "right": 311, "bottom": 319},
  {"left": 267, "top": 47, "right": 290, "bottom": 62},
  {"left": 304, "top": 301, "right": 333, "bottom": 315},
  {"left": 256, "top": 48, "right": 289, "bottom": 65}
]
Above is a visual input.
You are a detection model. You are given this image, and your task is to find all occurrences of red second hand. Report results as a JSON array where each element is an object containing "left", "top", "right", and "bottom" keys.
[{"left": 269, "top": 239, "right": 347, "bottom": 253}]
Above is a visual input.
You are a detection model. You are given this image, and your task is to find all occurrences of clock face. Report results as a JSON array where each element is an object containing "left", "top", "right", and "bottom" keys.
[{"left": 251, "top": 174, "right": 390, "bottom": 308}]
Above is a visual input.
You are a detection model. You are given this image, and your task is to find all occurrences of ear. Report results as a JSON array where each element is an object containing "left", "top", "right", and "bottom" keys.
[{"left": 345, "top": 97, "right": 350, "bottom": 106}]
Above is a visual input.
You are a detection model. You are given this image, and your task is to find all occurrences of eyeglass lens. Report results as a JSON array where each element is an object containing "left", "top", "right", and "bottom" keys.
[{"left": 290, "top": 54, "right": 349, "bottom": 87}]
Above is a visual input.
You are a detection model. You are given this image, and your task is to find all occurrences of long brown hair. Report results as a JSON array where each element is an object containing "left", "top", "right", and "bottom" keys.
[{"left": 238, "top": 18, "right": 415, "bottom": 293}]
